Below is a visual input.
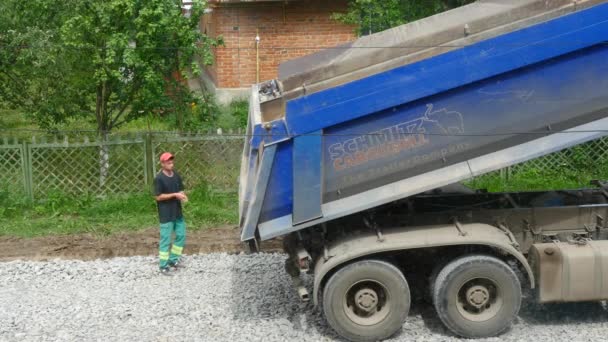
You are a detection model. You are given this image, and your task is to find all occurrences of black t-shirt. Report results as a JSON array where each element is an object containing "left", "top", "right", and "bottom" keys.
[{"left": 154, "top": 171, "right": 184, "bottom": 223}]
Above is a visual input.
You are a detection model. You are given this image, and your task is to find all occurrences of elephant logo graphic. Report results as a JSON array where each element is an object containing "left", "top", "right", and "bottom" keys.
[{"left": 417, "top": 104, "right": 465, "bottom": 135}]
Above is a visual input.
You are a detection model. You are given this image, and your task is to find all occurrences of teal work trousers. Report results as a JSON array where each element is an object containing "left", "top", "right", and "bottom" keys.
[{"left": 159, "top": 217, "right": 186, "bottom": 269}]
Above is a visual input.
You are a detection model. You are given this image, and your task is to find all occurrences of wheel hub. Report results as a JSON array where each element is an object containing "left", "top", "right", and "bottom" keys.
[
  {"left": 456, "top": 277, "right": 504, "bottom": 322},
  {"left": 466, "top": 285, "right": 490, "bottom": 308},
  {"left": 344, "top": 279, "right": 392, "bottom": 326},
  {"left": 354, "top": 288, "right": 378, "bottom": 312}
]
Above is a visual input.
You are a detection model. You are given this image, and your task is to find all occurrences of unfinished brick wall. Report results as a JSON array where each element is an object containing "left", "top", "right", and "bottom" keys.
[{"left": 202, "top": 0, "right": 355, "bottom": 89}]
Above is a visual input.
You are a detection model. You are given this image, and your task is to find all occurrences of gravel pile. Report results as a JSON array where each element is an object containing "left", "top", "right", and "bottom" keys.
[{"left": 1, "top": 253, "right": 607, "bottom": 341}]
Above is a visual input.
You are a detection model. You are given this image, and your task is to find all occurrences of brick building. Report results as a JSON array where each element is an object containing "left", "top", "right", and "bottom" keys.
[{"left": 196, "top": 0, "right": 356, "bottom": 103}]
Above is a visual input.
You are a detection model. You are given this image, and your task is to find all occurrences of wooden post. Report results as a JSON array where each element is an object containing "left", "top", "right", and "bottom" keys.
[
  {"left": 144, "top": 132, "right": 155, "bottom": 190},
  {"left": 23, "top": 140, "right": 33, "bottom": 200}
]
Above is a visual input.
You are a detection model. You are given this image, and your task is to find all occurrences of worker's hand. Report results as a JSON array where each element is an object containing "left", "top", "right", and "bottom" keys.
[
  {"left": 179, "top": 191, "right": 188, "bottom": 203},
  {"left": 175, "top": 193, "right": 188, "bottom": 201}
]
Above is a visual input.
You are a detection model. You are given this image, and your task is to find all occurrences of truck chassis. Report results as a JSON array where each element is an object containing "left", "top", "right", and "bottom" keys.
[{"left": 280, "top": 184, "right": 608, "bottom": 341}]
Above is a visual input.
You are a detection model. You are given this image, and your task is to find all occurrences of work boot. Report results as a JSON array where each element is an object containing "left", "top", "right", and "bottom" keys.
[
  {"left": 159, "top": 267, "right": 172, "bottom": 276},
  {"left": 169, "top": 260, "right": 184, "bottom": 270}
]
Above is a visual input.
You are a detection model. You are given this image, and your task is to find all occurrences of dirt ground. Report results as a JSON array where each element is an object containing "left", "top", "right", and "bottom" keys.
[{"left": 0, "top": 226, "right": 283, "bottom": 261}]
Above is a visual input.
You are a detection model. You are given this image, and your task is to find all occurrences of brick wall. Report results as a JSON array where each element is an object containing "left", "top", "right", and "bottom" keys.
[{"left": 201, "top": 0, "right": 356, "bottom": 89}]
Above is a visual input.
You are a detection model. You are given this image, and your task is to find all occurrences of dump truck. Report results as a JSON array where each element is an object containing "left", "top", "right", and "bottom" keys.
[{"left": 238, "top": 0, "right": 608, "bottom": 340}]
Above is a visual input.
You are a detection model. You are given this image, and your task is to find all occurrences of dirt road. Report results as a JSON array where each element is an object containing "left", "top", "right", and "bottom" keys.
[{"left": 0, "top": 226, "right": 282, "bottom": 261}]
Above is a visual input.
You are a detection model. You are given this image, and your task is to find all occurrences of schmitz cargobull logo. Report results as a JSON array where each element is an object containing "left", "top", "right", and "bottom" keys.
[{"left": 329, "top": 104, "right": 464, "bottom": 172}]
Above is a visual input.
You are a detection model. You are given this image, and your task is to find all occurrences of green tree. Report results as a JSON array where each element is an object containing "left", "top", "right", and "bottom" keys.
[
  {"left": 0, "top": 0, "right": 221, "bottom": 186},
  {"left": 334, "top": 0, "right": 475, "bottom": 36},
  {"left": 0, "top": 0, "right": 221, "bottom": 135}
]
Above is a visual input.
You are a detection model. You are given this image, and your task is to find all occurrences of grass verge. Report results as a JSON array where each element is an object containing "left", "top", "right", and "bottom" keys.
[
  {"left": 467, "top": 161, "right": 608, "bottom": 192},
  {"left": 0, "top": 184, "right": 238, "bottom": 238},
  {"left": 1, "top": 148, "right": 606, "bottom": 238}
]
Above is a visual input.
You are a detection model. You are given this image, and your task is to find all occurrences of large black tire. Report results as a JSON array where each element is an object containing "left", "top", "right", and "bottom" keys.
[
  {"left": 433, "top": 255, "right": 522, "bottom": 338},
  {"left": 323, "top": 260, "right": 410, "bottom": 342}
]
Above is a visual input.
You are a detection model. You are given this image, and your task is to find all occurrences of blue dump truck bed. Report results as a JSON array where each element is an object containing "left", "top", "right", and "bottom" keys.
[{"left": 239, "top": 0, "right": 608, "bottom": 245}]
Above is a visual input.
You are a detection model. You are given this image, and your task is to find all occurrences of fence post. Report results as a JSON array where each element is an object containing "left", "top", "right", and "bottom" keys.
[
  {"left": 19, "top": 140, "right": 31, "bottom": 200},
  {"left": 23, "top": 139, "right": 34, "bottom": 200},
  {"left": 144, "top": 133, "right": 155, "bottom": 190}
]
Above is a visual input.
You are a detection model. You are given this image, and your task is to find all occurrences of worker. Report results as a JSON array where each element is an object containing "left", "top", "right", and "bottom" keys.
[{"left": 154, "top": 152, "right": 188, "bottom": 275}]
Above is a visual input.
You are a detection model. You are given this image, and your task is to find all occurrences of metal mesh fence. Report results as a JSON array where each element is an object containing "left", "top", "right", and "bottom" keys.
[
  {"left": 471, "top": 137, "right": 608, "bottom": 189},
  {"left": 0, "top": 132, "right": 245, "bottom": 199},
  {"left": 0, "top": 138, "right": 26, "bottom": 196},
  {"left": 152, "top": 134, "right": 243, "bottom": 191},
  {"left": 28, "top": 137, "right": 147, "bottom": 197},
  {"left": 2, "top": 132, "right": 608, "bottom": 200}
]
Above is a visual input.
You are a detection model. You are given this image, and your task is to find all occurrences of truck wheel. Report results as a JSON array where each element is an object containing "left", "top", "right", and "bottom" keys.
[
  {"left": 323, "top": 259, "right": 410, "bottom": 342},
  {"left": 433, "top": 255, "right": 521, "bottom": 338}
]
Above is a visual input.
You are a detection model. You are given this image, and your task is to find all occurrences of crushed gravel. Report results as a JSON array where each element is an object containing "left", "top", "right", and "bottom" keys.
[{"left": 0, "top": 253, "right": 607, "bottom": 341}]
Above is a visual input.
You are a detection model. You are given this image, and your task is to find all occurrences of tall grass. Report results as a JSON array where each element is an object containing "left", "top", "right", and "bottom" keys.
[
  {"left": 0, "top": 184, "right": 238, "bottom": 238},
  {"left": 468, "top": 147, "right": 608, "bottom": 192},
  {"left": 3, "top": 158, "right": 607, "bottom": 238}
]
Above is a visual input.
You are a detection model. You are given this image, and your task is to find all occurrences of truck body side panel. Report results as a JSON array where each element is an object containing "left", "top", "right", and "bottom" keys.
[
  {"left": 240, "top": 2, "right": 608, "bottom": 242},
  {"left": 322, "top": 44, "right": 608, "bottom": 201},
  {"left": 285, "top": 4, "right": 608, "bottom": 136},
  {"left": 256, "top": 43, "right": 608, "bottom": 233}
]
